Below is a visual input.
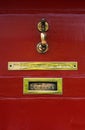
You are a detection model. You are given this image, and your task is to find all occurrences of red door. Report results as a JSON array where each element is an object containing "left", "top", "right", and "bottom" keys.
[{"left": 0, "top": 1, "right": 85, "bottom": 130}]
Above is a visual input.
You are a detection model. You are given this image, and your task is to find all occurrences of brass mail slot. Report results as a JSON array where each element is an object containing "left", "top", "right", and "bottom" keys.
[{"left": 23, "top": 78, "right": 62, "bottom": 94}]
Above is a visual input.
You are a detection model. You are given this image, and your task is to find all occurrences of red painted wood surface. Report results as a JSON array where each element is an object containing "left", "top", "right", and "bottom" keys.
[{"left": 0, "top": 1, "right": 85, "bottom": 130}]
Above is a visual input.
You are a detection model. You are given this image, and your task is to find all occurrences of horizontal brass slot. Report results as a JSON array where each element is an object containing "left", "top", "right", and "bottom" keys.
[{"left": 23, "top": 78, "right": 62, "bottom": 94}]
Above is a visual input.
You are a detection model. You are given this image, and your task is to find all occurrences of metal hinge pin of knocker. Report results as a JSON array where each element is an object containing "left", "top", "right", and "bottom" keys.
[{"left": 37, "top": 18, "right": 49, "bottom": 53}]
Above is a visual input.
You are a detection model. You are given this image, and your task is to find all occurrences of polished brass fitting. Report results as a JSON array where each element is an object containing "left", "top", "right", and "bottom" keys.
[{"left": 37, "top": 19, "right": 49, "bottom": 53}]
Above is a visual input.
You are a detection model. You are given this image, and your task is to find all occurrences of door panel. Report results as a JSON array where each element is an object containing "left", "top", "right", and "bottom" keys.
[{"left": 0, "top": 1, "right": 85, "bottom": 130}]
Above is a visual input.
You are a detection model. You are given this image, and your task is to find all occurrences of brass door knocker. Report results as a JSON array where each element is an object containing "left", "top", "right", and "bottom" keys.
[{"left": 37, "top": 18, "right": 49, "bottom": 53}]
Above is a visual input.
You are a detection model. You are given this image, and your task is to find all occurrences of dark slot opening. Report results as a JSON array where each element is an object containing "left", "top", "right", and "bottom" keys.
[{"left": 29, "top": 82, "right": 57, "bottom": 91}]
